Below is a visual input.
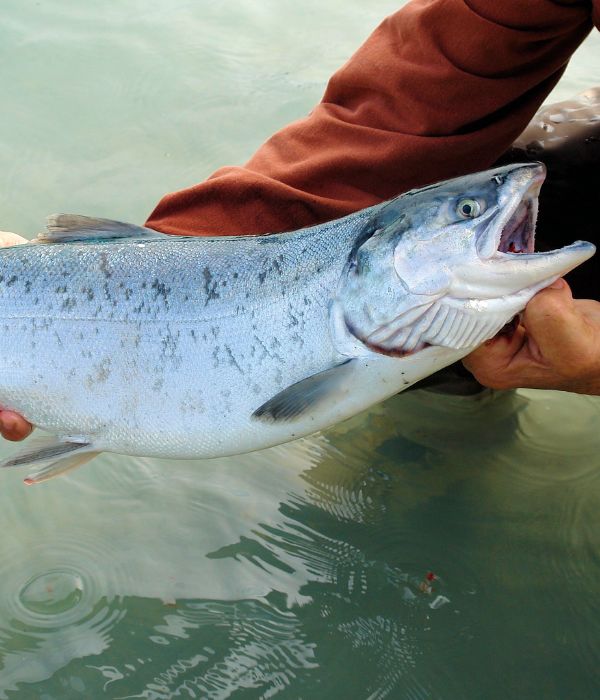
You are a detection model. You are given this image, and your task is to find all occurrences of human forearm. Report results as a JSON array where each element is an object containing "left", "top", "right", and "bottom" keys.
[{"left": 146, "top": 0, "right": 594, "bottom": 237}]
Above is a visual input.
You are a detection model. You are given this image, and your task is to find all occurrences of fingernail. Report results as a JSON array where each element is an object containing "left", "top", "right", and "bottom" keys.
[{"left": 549, "top": 278, "right": 565, "bottom": 290}]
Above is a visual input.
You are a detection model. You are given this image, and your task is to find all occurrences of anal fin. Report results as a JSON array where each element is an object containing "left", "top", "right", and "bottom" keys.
[{"left": 0, "top": 436, "right": 100, "bottom": 485}]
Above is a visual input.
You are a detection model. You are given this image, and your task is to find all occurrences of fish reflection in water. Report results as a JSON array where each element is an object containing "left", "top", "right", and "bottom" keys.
[{"left": 0, "top": 388, "right": 599, "bottom": 698}]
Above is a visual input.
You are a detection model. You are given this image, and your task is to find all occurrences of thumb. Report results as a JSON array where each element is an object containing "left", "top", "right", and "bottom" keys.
[
  {"left": 0, "top": 231, "right": 28, "bottom": 247},
  {"left": 522, "top": 278, "right": 590, "bottom": 364}
]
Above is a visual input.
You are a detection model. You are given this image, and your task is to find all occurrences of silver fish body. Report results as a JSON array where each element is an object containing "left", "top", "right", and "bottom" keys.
[
  {"left": 0, "top": 212, "right": 363, "bottom": 458},
  {"left": 0, "top": 163, "right": 594, "bottom": 482}
]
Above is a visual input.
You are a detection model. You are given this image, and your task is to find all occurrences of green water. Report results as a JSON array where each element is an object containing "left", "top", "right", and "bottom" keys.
[{"left": 0, "top": 1, "right": 599, "bottom": 698}]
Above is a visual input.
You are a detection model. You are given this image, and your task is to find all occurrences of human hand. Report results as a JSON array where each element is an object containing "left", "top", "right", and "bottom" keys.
[
  {"left": 0, "top": 230, "right": 28, "bottom": 247},
  {"left": 463, "top": 279, "right": 600, "bottom": 395},
  {"left": 0, "top": 230, "right": 33, "bottom": 440}
]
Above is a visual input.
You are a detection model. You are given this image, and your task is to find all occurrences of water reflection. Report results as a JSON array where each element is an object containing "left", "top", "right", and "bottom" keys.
[{"left": 1, "top": 388, "right": 598, "bottom": 698}]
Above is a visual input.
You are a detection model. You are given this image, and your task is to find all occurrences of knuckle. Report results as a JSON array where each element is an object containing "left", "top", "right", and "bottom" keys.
[
  {"left": 526, "top": 292, "right": 570, "bottom": 321},
  {"left": 557, "top": 349, "right": 599, "bottom": 380},
  {"left": 464, "top": 366, "right": 513, "bottom": 390},
  {"left": 482, "top": 377, "right": 514, "bottom": 391}
]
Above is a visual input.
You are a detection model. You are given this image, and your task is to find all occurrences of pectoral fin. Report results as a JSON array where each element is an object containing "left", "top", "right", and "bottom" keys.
[
  {"left": 0, "top": 436, "right": 99, "bottom": 484},
  {"left": 252, "top": 360, "right": 356, "bottom": 422}
]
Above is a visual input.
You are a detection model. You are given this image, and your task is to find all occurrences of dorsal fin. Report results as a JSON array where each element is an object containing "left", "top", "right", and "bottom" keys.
[{"left": 36, "top": 214, "right": 173, "bottom": 243}]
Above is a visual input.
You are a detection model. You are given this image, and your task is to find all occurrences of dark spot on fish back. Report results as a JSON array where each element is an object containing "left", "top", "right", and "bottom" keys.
[
  {"left": 61, "top": 297, "right": 76, "bottom": 310},
  {"left": 224, "top": 344, "right": 243, "bottom": 374},
  {"left": 151, "top": 278, "right": 170, "bottom": 303},
  {"left": 203, "top": 266, "right": 220, "bottom": 303},
  {"left": 99, "top": 252, "right": 112, "bottom": 279},
  {"left": 212, "top": 345, "right": 221, "bottom": 368}
]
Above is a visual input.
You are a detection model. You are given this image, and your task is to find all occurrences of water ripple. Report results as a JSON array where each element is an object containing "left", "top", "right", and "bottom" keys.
[
  {"left": 102, "top": 598, "right": 317, "bottom": 700},
  {"left": 0, "top": 536, "right": 128, "bottom": 696}
]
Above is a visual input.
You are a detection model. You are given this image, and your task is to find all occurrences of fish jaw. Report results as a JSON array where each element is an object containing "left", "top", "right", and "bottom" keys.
[
  {"left": 474, "top": 162, "right": 544, "bottom": 260},
  {"left": 461, "top": 240, "right": 596, "bottom": 301},
  {"left": 456, "top": 163, "right": 595, "bottom": 300},
  {"left": 435, "top": 163, "right": 595, "bottom": 347},
  {"left": 335, "top": 163, "right": 596, "bottom": 356}
]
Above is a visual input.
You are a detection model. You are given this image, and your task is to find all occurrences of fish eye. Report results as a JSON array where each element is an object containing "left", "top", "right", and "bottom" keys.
[{"left": 456, "top": 198, "right": 483, "bottom": 219}]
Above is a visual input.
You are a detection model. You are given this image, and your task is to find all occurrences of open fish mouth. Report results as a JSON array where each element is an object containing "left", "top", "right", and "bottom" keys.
[
  {"left": 490, "top": 164, "right": 594, "bottom": 271},
  {"left": 497, "top": 196, "right": 536, "bottom": 255},
  {"left": 490, "top": 165, "right": 595, "bottom": 338},
  {"left": 494, "top": 165, "right": 545, "bottom": 257}
]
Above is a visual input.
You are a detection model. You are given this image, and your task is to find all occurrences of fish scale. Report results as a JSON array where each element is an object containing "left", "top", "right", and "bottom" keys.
[
  {"left": 0, "top": 215, "right": 364, "bottom": 459},
  {"left": 0, "top": 163, "right": 593, "bottom": 483}
]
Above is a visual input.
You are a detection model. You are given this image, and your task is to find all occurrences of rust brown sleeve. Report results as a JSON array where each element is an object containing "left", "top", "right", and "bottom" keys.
[{"left": 146, "top": 0, "right": 595, "bottom": 237}]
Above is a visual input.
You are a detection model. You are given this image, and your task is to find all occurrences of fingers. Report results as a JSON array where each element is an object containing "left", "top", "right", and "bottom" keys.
[
  {"left": 462, "top": 324, "right": 527, "bottom": 390},
  {"left": 0, "top": 231, "right": 33, "bottom": 440},
  {"left": 0, "top": 411, "right": 33, "bottom": 441},
  {"left": 463, "top": 279, "right": 600, "bottom": 395},
  {"left": 0, "top": 231, "right": 28, "bottom": 247},
  {"left": 520, "top": 279, "right": 597, "bottom": 376},
  {"left": 521, "top": 278, "right": 575, "bottom": 345}
]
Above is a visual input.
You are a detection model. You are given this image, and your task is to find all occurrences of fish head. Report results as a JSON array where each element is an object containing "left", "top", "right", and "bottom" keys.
[{"left": 337, "top": 163, "right": 595, "bottom": 355}]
